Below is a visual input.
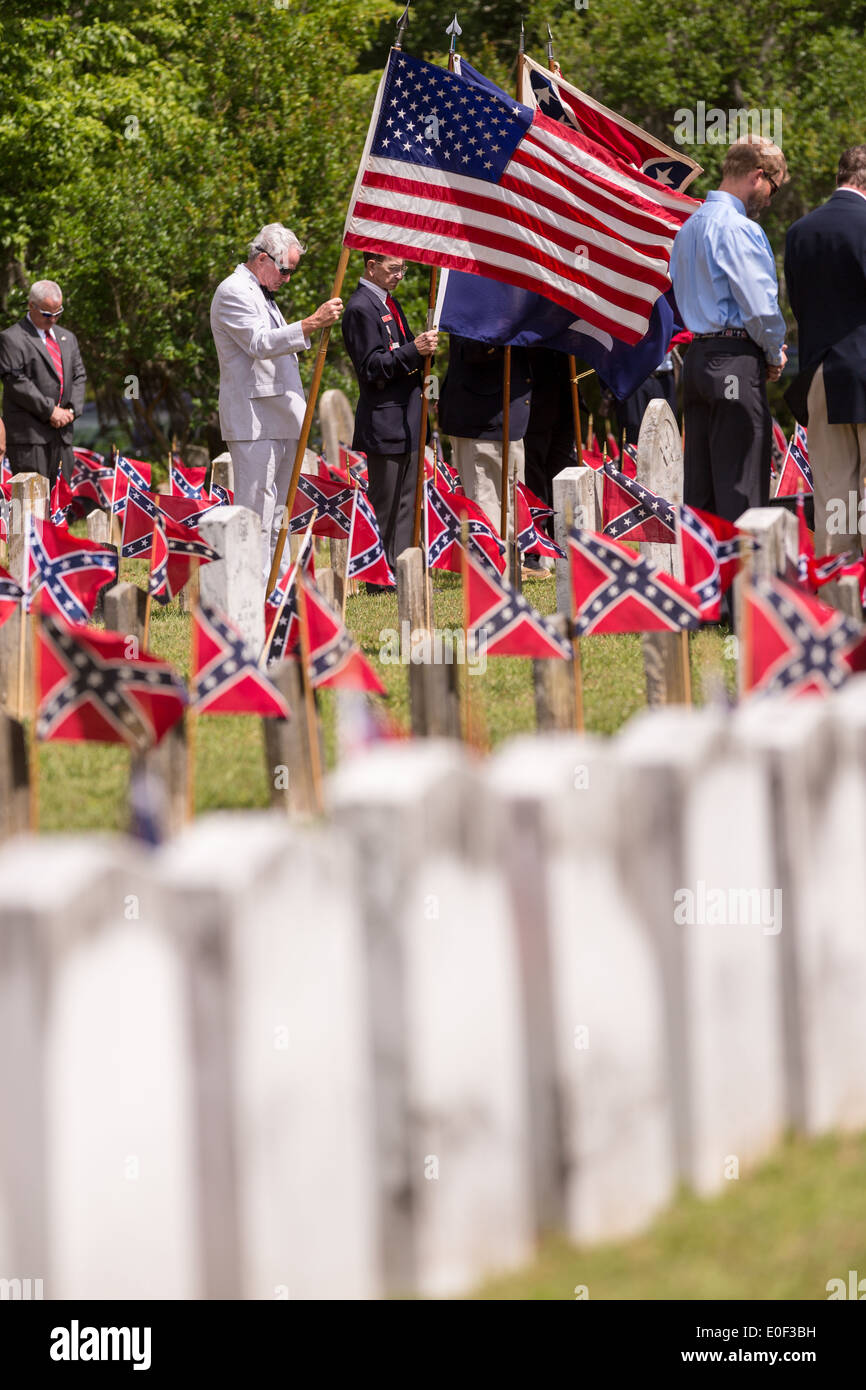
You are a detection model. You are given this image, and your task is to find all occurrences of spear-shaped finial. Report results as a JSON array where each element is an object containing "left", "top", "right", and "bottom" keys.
[
  {"left": 446, "top": 13, "right": 462, "bottom": 55},
  {"left": 519, "top": 18, "right": 525, "bottom": 55},
  {"left": 546, "top": 21, "right": 555, "bottom": 69},
  {"left": 394, "top": 2, "right": 410, "bottom": 50}
]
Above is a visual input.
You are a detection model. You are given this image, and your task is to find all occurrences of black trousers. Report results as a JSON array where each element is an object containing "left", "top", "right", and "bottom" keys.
[
  {"left": 366, "top": 451, "right": 417, "bottom": 571},
  {"left": 7, "top": 438, "right": 74, "bottom": 489},
  {"left": 682, "top": 338, "right": 771, "bottom": 523}
]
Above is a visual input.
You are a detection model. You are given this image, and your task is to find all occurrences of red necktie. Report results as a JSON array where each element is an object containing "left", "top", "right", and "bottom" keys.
[
  {"left": 45, "top": 329, "right": 64, "bottom": 396},
  {"left": 386, "top": 294, "right": 406, "bottom": 342}
]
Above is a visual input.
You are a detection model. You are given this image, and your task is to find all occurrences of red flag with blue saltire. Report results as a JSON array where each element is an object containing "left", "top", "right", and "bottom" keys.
[
  {"left": 0, "top": 566, "right": 23, "bottom": 628},
  {"left": 466, "top": 548, "right": 571, "bottom": 658},
  {"left": 679, "top": 504, "right": 741, "bottom": 620},
  {"left": 36, "top": 612, "right": 187, "bottom": 750},
  {"left": 49, "top": 472, "right": 87, "bottom": 527},
  {"left": 148, "top": 511, "right": 219, "bottom": 605},
  {"left": 347, "top": 487, "right": 395, "bottom": 586},
  {"left": 70, "top": 447, "right": 114, "bottom": 510},
  {"left": 744, "top": 575, "right": 866, "bottom": 697},
  {"left": 112, "top": 454, "right": 152, "bottom": 518},
  {"left": 602, "top": 457, "right": 677, "bottom": 542},
  {"left": 424, "top": 480, "right": 507, "bottom": 576},
  {"left": 263, "top": 522, "right": 316, "bottom": 664},
  {"left": 192, "top": 601, "right": 291, "bottom": 717},
  {"left": 170, "top": 459, "right": 207, "bottom": 499},
  {"left": 0, "top": 456, "right": 10, "bottom": 487},
  {"left": 569, "top": 524, "right": 702, "bottom": 635},
  {"left": 774, "top": 424, "right": 812, "bottom": 497},
  {"left": 210, "top": 479, "right": 234, "bottom": 506},
  {"left": 158, "top": 493, "right": 221, "bottom": 529},
  {"left": 299, "top": 577, "right": 385, "bottom": 694},
  {"left": 290, "top": 473, "right": 354, "bottom": 539},
  {"left": 26, "top": 516, "right": 118, "bottom": 622},
  {"left": 808, "top": 550, "right": 863, "bottom": 594},
  {"left": 515, "top": 484, "right": 565, "bottom": 560},
  {"left": 120, "top": 482, "right": 161, "bottom": 559}
]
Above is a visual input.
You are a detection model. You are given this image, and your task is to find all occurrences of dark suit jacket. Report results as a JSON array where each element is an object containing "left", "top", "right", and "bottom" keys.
[
  {"left": 341, "top": 283, "right": 423, "bottom": 454},
  {"left": 437, "top": 335, "right": 532, "bottom": 440},
  {"left": 784, "top": 189, "right": 866, "bottom": 424},
  {"left": 0, "top": 315, "right": 86, "bottom": 445}
]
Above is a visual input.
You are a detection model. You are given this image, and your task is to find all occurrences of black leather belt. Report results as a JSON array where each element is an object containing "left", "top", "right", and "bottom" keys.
[{"left": 692, "top": 328, "right": 749, "bottom": 340}]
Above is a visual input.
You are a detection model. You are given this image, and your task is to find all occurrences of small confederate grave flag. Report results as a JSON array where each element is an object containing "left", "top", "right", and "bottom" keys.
[
  {"left": 70, "top": 447, "right": 114, "bottom": 510},
  {"left": 192, "top": 601, "right": 291, "bottom": 717},
  {"left": 679, "top": 504, "right": 741, "bottom": 621},
  {"left": 27, "top": 516, "right": 118, "bottom": 623},
  {"left": 263, "top": 524, "right": 315, "bottom": 664},
  {"left": 158, "top": 493, "right": 221, "bottom": 528},
  {"left": 121, "top": 481, "right": 161, "bottom": 559},
  {"left": 290, "top": 474, "right": 355, "bottom": 539},
  {"left": 745, "top": 575, "right": 866, "bottom": 696},
  {"left": 148, "top": 511, "right": 219, "bottom": 605},
  {"left": 0, "top": 567, "right": 24, "bottom": 627},
  {"left": 774, "top": 424, "right": 812, "bottom": 497},
  {"left": 425, "top": 480, "right": 506, "bottom": 575},
  {"left": 49, "top": 473, "right": 87, "bottom": 527},
  {"left": 300, "top": 578, "right": 385, "bottom": 694},
  {"left": 466, "top": 548, "right": 571, "bottom": 658},
  {"left": 347, "top": 487, "right": 395, "bottom": 586},
  {"left": 602, "top": 458, "right": 677, "bottom": 542},
  {"left": 112, "top": 454, "right": 152, "bottom": 517},
  {"left": 170, "top": 458, "right": 207, "bottom": 499},
  {"left": 37, "top": 613, "right": 187, "bottom": 750},
  {"left": 515, "top": 483, "right": 564, "bottom": 560},
  {"left": 569, "top": 525, "right": 701, "bottom": 635}
]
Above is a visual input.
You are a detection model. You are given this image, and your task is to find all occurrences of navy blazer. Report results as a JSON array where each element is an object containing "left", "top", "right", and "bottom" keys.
[
  {"left": 0, "top": 315, "right": 86, "bottom": 445},
  {"left": 437, "top": 335, "right": 532, "bottom": 441},
  {"left": 341, "top": 283, "right": 424, "bottom": 454},
  {"left": 784, "top": 188, "right": 866, "bottom": 424}
]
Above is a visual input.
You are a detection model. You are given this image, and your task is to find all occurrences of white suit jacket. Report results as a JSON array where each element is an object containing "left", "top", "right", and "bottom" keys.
[{"left": 210, "top": 264, "right": 310, "bottom": 442}]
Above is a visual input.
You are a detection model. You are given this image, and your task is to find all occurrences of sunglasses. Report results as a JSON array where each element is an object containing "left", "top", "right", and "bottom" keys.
[
  {"left": 34, "top": 305, "right": 63, "bottom": 318},
  {"left": 259, "top": 249, "right": 292, "bottom": 277},
  {"left": 762, "top": 171, "right": 780, "bottom": 198}
]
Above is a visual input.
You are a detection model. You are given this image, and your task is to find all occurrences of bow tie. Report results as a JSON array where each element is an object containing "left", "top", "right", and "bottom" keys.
[{"left": 261, "top": 285, "right": 277, "bottom": 304}]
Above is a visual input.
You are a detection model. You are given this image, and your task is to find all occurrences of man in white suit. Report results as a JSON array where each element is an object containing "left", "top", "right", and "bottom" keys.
[{"left": 210, "top": 223, "right": 342, "bottom": 580}]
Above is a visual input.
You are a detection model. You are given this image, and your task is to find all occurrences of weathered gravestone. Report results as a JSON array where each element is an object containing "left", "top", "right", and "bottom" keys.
[
  {"left": 197, "top": 506, "right": 263, "bottom": 653},
  {"left": 0, "top": 473, "right": 49, "bottom": 716},
  {"left": 210, "top": 451, "right": 234, "bottom": 498},
  {"left": 635, "top": 400, "right": 690, "bottom": 705},
  {"left": 552, "top": 465, "right": 599, "bottom": 618},
  {"left": 395, "top": 547, "right": 460, "bottom": 739}
]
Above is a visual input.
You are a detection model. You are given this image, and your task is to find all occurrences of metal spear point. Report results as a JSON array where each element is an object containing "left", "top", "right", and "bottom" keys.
[
  {"left": 546, "top": 21, "right": 555, "bottom": 68},
  {"left": 519, "top": 18, "right": 525, "bottom": 56},
  {"left": 394, "top": 2, "right": 410, "bottom": 50},
  {"left": 446, "top": 13, "right": 462, "bottom": 54}
]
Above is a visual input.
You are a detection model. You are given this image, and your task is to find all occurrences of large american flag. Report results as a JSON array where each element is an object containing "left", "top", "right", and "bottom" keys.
[{"left": 344, "top": 51, "right": 695, "bottom": 346}]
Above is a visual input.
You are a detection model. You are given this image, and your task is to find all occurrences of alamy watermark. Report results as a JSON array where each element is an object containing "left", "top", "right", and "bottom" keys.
[
  {"left": 380, "top": 621, "right": 488, "bottom": 674},
  {"left": 674, "top": 880, "right": 782, "bottom": 935},
  {"left": 673, "top": 102, "right": 783, "bottom": 147}
]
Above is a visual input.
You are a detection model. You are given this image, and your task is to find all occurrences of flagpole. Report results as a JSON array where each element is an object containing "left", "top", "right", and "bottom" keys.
[
  {"left": 343, "top": 490, "right": 356, "bottom": 622},
  {"left": 28, "top": 608, "right": 40, "bottom": 832},
  {"left": 568, "top": 358, "right": 586, "bottom": 467},
  {"left": 186, "top": 596, "right": 198, "bottom": 822},
  {"left": 143, "top": 592, "right": 152, "bottom": 648},
  {"left": 500, "top": 348, "right": 512, "bottom": 540},
  {"left": 296, "top": 568, "right": 324, "bottom": 814},
  {"left": 739, "top": 532, "right": 753, "bottom": 696},
  {"left": 267, "top": 245, "right": 351, "bottom": 596},
  {"left": 16, "top": 514, "right": 32, "bottom": 720},
  {"left": 460, "top": 513, "right": 473, "bottom": 745},
  {"left": 109, "top": 443, "right": 121, "bottom": 550},
  {"left": 260, "top": 512, "right": 317, "bottom": 669},
  {"left": 565, "top": 502, "right": 585, "bottom": 732}
]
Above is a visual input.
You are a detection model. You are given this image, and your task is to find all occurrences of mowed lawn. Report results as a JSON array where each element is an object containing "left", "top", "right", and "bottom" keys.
[{"left": 36, "top": 556, "right": 737, "bottom": 834}]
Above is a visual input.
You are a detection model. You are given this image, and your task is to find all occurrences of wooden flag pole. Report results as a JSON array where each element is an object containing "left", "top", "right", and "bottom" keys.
[
  {"left": 565, "top": 502, "right": 585, "bottom": 732},
  {"left": 460, "top": 513, "right": 473, "bottom": 746},
  {"left": 411, "top": 269, "right": 439, "bottom": 549},
  {"left": 499, "top": 347, "right": 512, "bottom": 540},
  {"left": 143, "top": 592, "right": 153, "bottom": 649},
  {"left": 342, "top": 489, "right": 356, "bottom": 622},
  {"left": 186, "top": 596, "right": 198, "bottom": 822},
  {"left": 673, "top": 506, "right": 693, "bottom": 707},
  {"left": 16, "top": 595, "right": 27, "bottom": 720},
  {"left": 267, "top": 245, "right": 351, "bottom": 595},
  {"left": 28, "top": 609, "right": 40, "bottom": 832},
  {"left": 296, "top": 569, "right": 324, "bottom": 814},
  {"left": 568, "top": 357, "right": 587, "bottom": 467},
  {"left": 260, "top": 512, "right": 317, "bottom": 669},
  {"left": 739, "top": 532, "right": 753, "bottom": 696}
]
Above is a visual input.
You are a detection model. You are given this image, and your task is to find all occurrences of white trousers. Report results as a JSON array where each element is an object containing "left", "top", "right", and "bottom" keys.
[
  {"left": 228, "top": 436, "right": 298, "bottom": 583},
  {"left": 450, "top": 436, "right": 525, "bottom": 539}
]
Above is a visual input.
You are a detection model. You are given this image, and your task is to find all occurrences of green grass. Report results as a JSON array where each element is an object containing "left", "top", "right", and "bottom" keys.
[
  {"left": 470, "top": 1131, "right": 866, "bottom": 1300},
  {"left": 34, "top": 550, "right": 738, "bottom": 833}
]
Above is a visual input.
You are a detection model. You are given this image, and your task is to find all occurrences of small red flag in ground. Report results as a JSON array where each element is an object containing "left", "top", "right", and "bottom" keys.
[
  {"left": 679, "top": 505, "right": 741, "bottom": 621},
  {"left": 347, "top": 487, "right": 395, "bottom": 586},
  {"left": 170, "top": 459, "right": 207, "bottom": 499},
  {"left": 425, "top": 480, "right": 507, "bottom": 576},
  {"left": 148, "top": 511, "right": 219, "bottom": 605},
  {"left": 466, "top": 548, "right": 572, "bottom": 658},
  {"left": 27, "top": 516, "right": 118, "bottom": 623},
  {"left": 569, "top": 525, "right": 701, "bottom": 634},
  {"left": 299, "top": 579, "right": 385, "bottom": 694},
  {"left": 0, "top": 567, "right": 24, "bottom": 627},
  {"left": 744, "top": 574, "right": 866, "bottom": 697},
  {"left": 192, "top": 601, "right": 291, "bottom": 717}
]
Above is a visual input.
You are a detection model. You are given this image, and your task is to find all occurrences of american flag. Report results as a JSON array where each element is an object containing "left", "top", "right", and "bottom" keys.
[
  {"left": 466, "top": 547, "right": 571, "bottom": 658},
  {"left": 26, "top": 516, "right": 118, "bottom": 623},
  {"left": 519, "top": 54, "right": 702, "bottom": 194},
  {"left": 744, "top": 575, "right": 866, "bottom": 697},
  {"left": 70, "top": 447, "right": 114, "bottom": 510},
  {"left": 263, "top": 522, "right": 315, "bottom": 664},
  {"left": 148, "top": 511, "right": 219, "bottom": 605},
  {"left": 170, "top": 459, "right": 207, "bottom": 499},
  {"left": 347, "top": 487, "right": 395, "bottom": 587},
  {"left": 290, "top": 474, "right": 354, "bottom": 539},
  {"left": 112, "top": 454, "right": 152, "bottom": 517},
  {"left": 602, "top": 458, "right": 677, "bottom": 543},
  {"left": 0, "top": 566, "right": 23, "bottom": 628},
  {"left": 515, "top": 483, "right": 564, "bottom": 560},
  {"left": 344, "top": 51, "right": 695, "bottom": 346},
  {"left": 37, "top": 612, "right": 187, "bottom": 751},
  {"left": 425, "top": 480, "right": 506, "bottom": 575},
  {"left": 774, "top": 424, "right": 812, "bottom": 497},
  {"left": 300, "top": 577, "right": 385, "bottom": 694},
  {"left": 569, "top": 524, "right": 701, "bottom": 635},
  {"left": 679, "top": 504, "right": 741, "bottom": 620},
  {"left": 192, "top": 601, "right": 291, "bottom": 718}
]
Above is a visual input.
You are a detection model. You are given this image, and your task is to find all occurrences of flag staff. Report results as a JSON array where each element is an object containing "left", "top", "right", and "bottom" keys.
[
  {"left": 28, "top": 608, "right": 40, "bottom": 832},
  {"left": 459, "top": 513, "right": 473, "bottom": 744},
  {"left": 499, "top": 24, "right": 522, "bottom": 547},
  {"left": 738, "top": 531, "right": 753, "bottom": 696},
  {"left": 186, "top": 597, "right": 199, "bottom": 821},
  {"left": 260, "top": 511, "right": 317, "bottom": 668},
  {"left": 296, "top": 567, "right": 324, "bottom": 813}
]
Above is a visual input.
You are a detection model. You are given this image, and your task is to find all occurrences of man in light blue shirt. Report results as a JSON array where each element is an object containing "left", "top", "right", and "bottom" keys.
[{"left": 670, "top": 136, "right": 788, "bottom": 523}]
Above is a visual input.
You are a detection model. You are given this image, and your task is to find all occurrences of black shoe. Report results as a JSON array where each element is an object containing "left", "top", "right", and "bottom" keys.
[{"left": 364, "top": 582, "right": 397, "bottom": 595}]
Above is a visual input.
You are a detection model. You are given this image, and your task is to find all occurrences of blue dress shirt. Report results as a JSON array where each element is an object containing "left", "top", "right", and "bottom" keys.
[{"left": 669, "top": 190, "right": 786, "bottom": 365}]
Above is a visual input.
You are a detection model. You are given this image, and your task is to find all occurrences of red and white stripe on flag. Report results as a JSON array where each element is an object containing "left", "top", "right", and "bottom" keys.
[{"left": 343, "top": 52, "right": 698, "bottom": 347}]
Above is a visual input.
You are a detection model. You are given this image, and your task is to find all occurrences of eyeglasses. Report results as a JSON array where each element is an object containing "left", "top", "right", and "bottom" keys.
[
  {"left": 762, "top": 171, "right": 780, "bottom": 198},
  {"left": 259, "top": 249, "right": 292, "bottom": 277},
  {"left": 34, "top": 305, "right": 63, "bottom": 318}
]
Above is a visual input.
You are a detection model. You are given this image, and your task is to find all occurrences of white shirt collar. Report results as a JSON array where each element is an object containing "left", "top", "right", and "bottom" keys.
[
  {"left": 359, "top": 277, "right": 388, "bottom": 305},
  {"left": 839, "top": 186, "right": 866, "bottom": 204}
]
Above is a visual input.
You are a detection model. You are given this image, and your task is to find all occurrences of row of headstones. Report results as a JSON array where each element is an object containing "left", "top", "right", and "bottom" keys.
[{"left": 2, "top": 686, "right": 865, "bottom": 1299}]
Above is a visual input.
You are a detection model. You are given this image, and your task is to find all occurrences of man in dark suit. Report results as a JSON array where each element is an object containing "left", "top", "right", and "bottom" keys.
[
  {"left": 0, "top": 279, "right": 86, "bottom": 487},
  {"left": 785, "top": 146, "right": 866, "bottom": 558},
  {"left": 341, "top": 253, "right": 438, "bottom": 577}
]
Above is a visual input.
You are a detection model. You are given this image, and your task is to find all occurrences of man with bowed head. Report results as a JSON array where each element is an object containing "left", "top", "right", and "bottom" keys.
[{"left": 210, "top": 223, "right": 343, "bottom": 581}]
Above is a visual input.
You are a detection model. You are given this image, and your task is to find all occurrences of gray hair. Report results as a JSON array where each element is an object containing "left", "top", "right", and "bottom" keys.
[
  {"left": 247, "top": 223, "right": 304, "bottom": 265},
  {"left": 29, "top": 279, "right": 62, "bottom": 304}
]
